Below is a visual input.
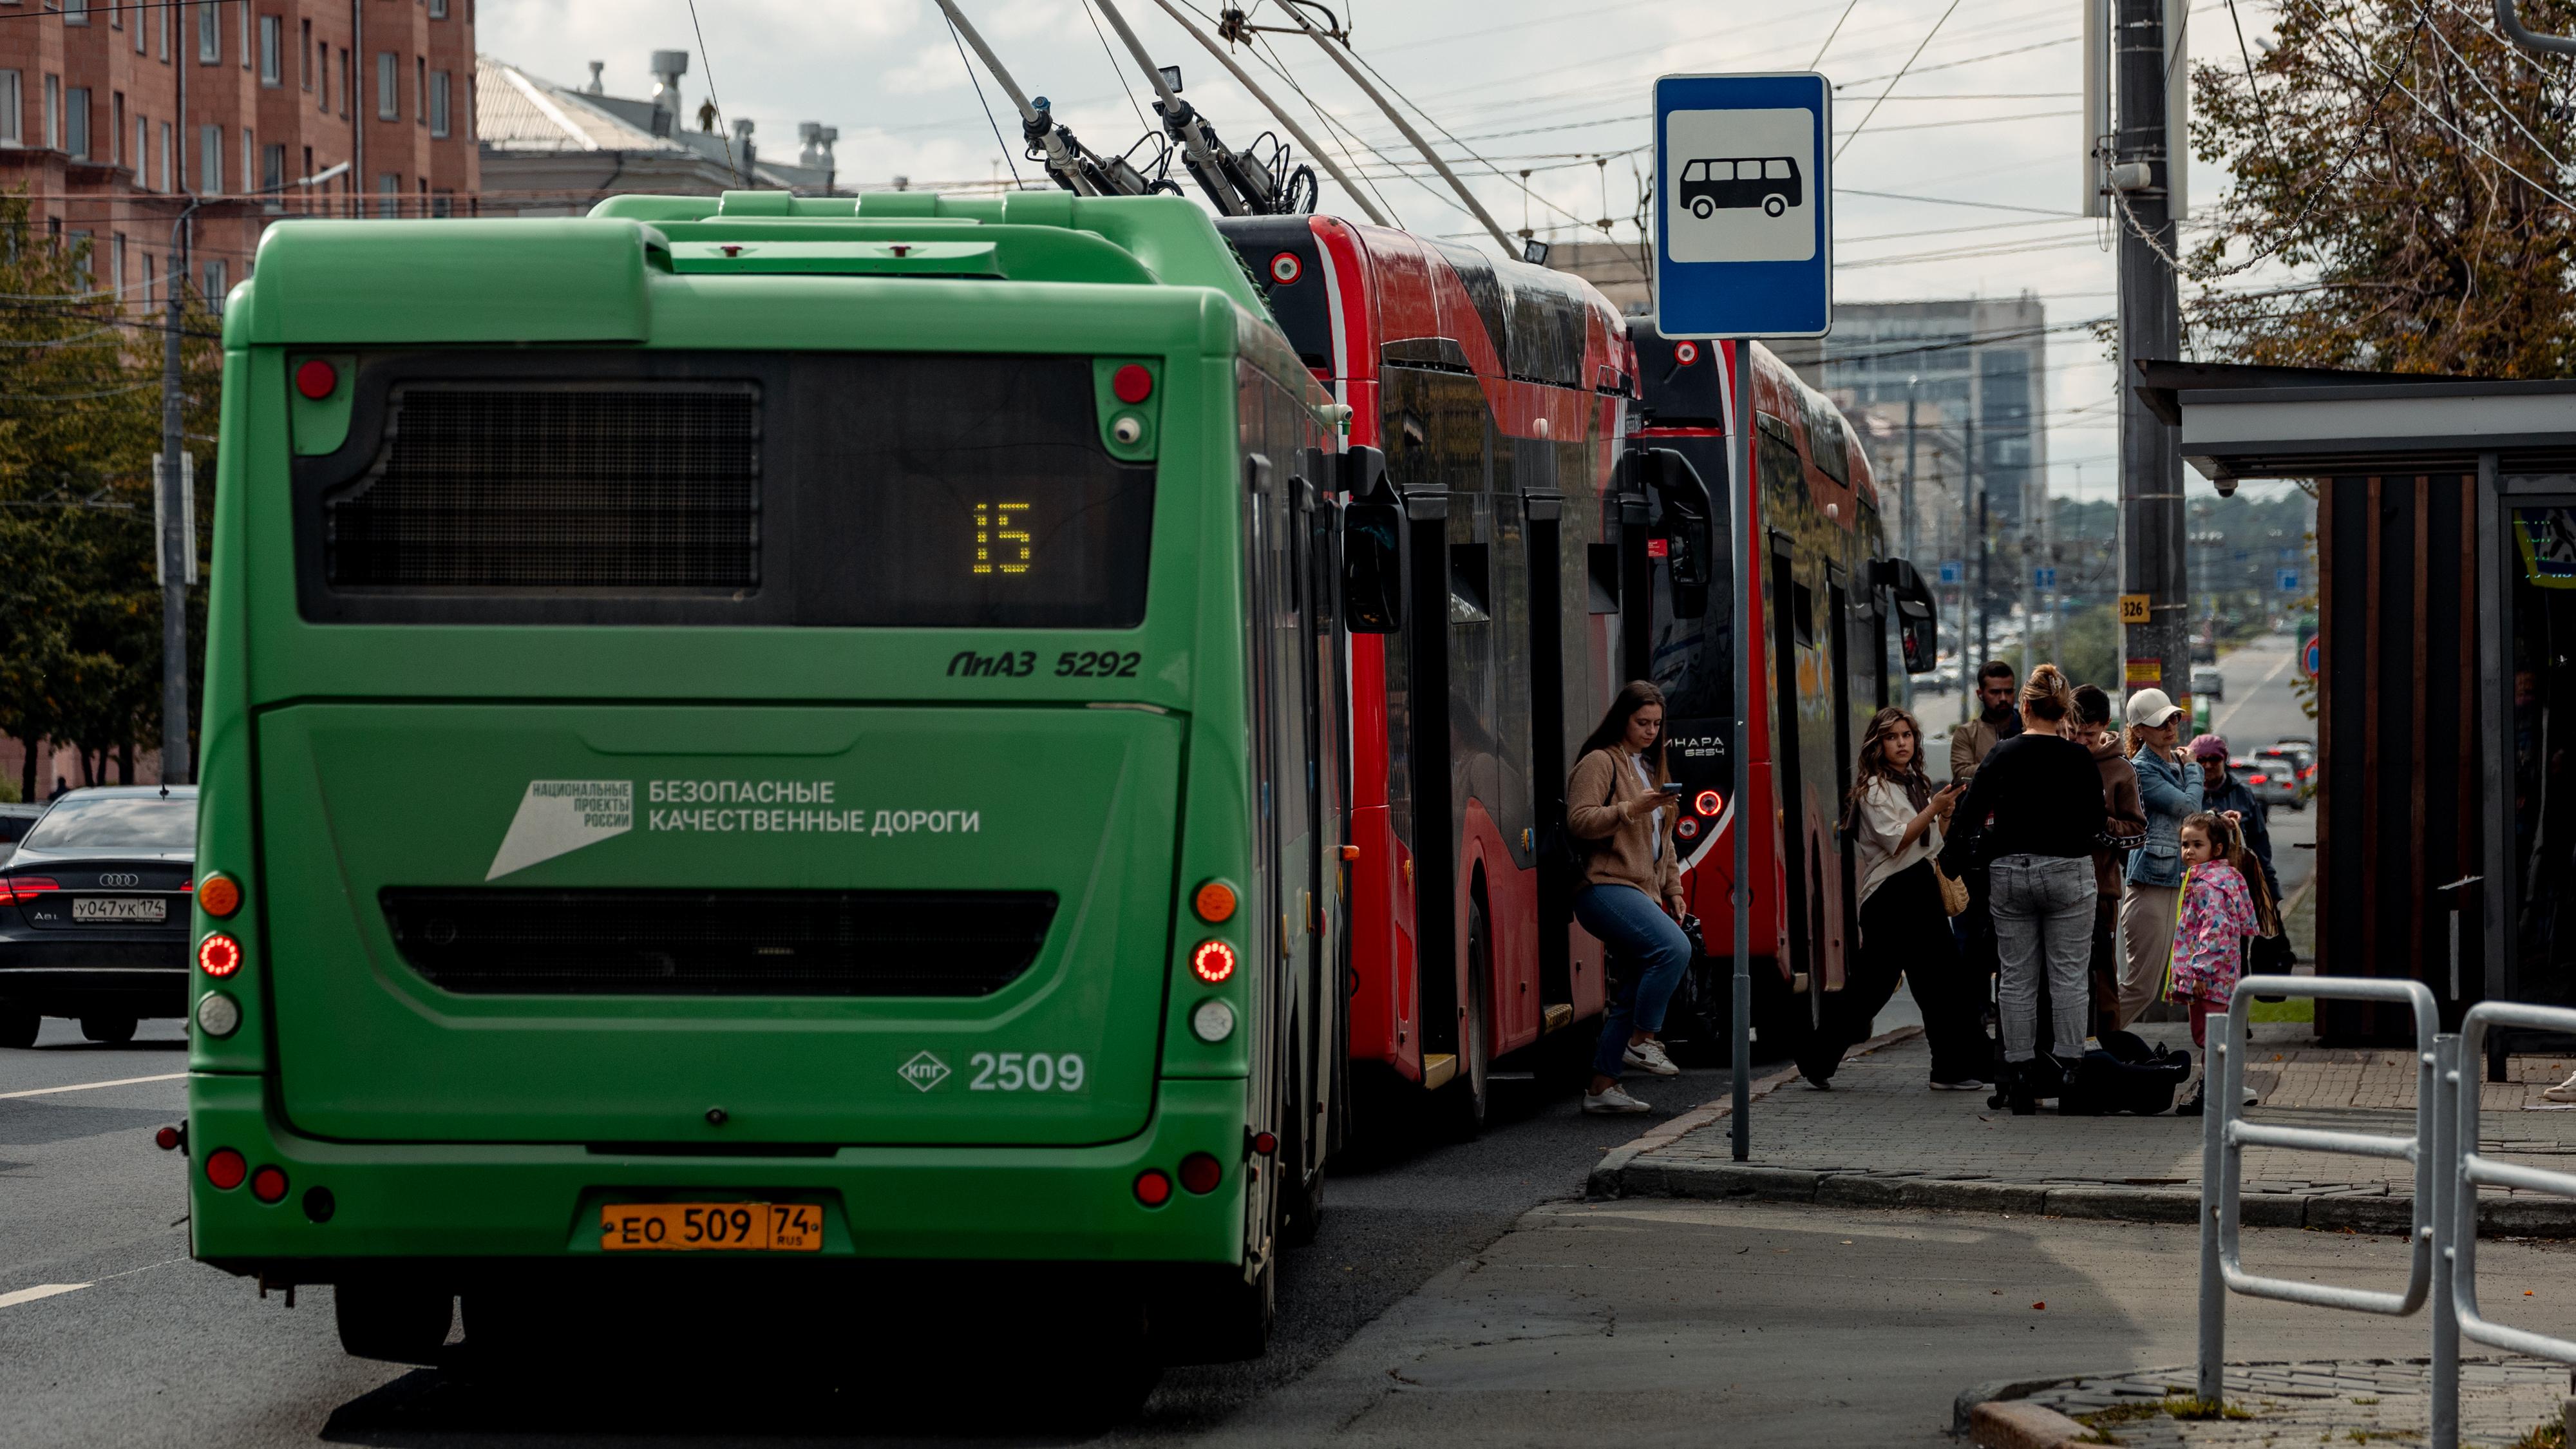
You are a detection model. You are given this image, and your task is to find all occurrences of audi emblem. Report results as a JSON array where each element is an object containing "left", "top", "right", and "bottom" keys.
[{"left": 99, "top": 873, "right": 138, "bottom": 889}]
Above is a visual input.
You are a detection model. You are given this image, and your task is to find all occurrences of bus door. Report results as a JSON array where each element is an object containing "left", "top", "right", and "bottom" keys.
[
  {"left": 1768, "top": 531, "right": 1817, "bottom": 1020},
  {"left": 1288, "top": 451, "right": 1340, "bottom": 1185},
  {"left": 1827, "top": 565, "right": 1857, "bottom": 994}
]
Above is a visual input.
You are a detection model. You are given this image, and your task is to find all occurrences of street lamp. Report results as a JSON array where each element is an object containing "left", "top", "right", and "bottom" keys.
[{"left": 156, "top": 160, "right": 350, "bottom": 784}]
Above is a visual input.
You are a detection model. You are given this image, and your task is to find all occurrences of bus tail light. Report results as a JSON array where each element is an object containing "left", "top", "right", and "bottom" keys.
[
  {"left": 1191, "top": 940, "right": 1236, "bottom": 984},
  {"left": 204, "top": 1148, "right": 247, "bottom": 1190},
  {"left": 196, "top": 933, "right": 243, "bottom": 978},
  {"left": 1193, "top": 880, "right": 1237, "bottom": 923},
  {"left": 0, "top": 875, "right": 59, "bottom": 905},
  {"left": 1179, "top": 1153, "right": 1222, "bottom": 1195},
  {"left": 294, "top": 359, "right": 339, "bottom": 399},
  {"left": 250, "top": 1166, "right": 290, "bottom": 1204},
  {"left": 1133, "top": 1170, "right": 1173, "bottom": 1207},
  {"left": 1695, "top": 790, "right": 1723, "bottom": 817},
  {"left": 1112, "top": 364, "right": 1154, "bottom": 404},
  {"left": 196, "top": 873, "right": 243, "bottom": 918}
]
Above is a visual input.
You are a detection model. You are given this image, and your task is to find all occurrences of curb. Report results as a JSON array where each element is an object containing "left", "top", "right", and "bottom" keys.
[
  {"left": 1587, "top": 1025, "right": 1921, "bottom": 1199},
  {"left": 1965, "top": 1399, "right": 2096, "bottom": 1449}
]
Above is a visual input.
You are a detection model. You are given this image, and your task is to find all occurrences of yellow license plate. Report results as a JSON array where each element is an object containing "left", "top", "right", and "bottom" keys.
[{"left": 599, "top": 1202, "right": 824, "bottom": 1253}]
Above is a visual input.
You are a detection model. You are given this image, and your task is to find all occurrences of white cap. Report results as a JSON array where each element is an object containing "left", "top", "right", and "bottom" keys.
[{"left": 2124, "top": 687, "right": 2184, "bottom": 728}]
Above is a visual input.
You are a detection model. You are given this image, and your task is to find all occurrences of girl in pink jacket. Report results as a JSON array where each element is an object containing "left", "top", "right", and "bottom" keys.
[{"left": 2168, "top": 811, "right": 2276, "bottom": 1114}]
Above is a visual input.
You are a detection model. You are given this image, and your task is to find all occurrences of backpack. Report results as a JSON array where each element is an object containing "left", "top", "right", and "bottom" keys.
[
  {"left": 2054, "top": 1030, "right": 2193, "bottom": 1117},
  {"left": 1537, "top": 753, "right": 1619, "bottom": 896}
]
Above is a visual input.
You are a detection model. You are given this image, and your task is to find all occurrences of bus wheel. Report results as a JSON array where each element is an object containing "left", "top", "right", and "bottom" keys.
[
  {"left": 334, "top": 1278, "right": 455, "bottom": 1365},
  {"left": 1279, "top": 1157, "right": 1325, "bottom": 1249},
  {"left": 1034, "top": 1300, "right": 1160, "bottom": 1427},
  {"left": 1443, "top": 898, "right": 1493, "bottom": 1141},
  {"left": 0, "top": 1006, "right": 36, "bottom": 1049},
  {"left": 80, "top": 1014, "right": 137, "bottom": 1046}
]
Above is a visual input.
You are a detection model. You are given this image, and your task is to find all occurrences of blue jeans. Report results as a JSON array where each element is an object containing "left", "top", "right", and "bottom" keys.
[{"left": 1576, "top": 884, "right": 1693, "bottom": 1079}]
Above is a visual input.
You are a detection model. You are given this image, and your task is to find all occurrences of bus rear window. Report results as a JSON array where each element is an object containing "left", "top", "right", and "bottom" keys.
[{"left": 297, "top": 353, "right": 1153, "bottom": 630}]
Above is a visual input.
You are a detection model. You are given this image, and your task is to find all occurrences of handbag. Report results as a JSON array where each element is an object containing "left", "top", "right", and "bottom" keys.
[{"left": 1930, "top": 859, "right": 1970, "bottom": 917}]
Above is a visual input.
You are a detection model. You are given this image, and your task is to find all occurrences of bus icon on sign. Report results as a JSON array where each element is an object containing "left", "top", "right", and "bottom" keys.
[{"left": 1680, "top": 156, "right": 1803, "bottom": 219}]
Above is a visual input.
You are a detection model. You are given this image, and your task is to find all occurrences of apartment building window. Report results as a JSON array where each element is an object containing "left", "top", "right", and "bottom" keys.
[
  {"left": 300, "top": 20, "right": 311, "bottom": 89},
  {"left": 200, "top": 124, "right": 221, "bottom": 194},
  {"left": 262, "top": 142, "right": 283, "bottom": 192},
  {"left": 429, "top": 70, "right": 450, "bottom": 138},
  {"left": 375, "top": 53, "right": 396, "bottom": 120},
  {"left": 43, "top": 74, "right": 57, "bottom": 151},
  {"left": 198, "top": 3, "right": 219, "bottom": 63},
  {"left": 110, "top": 91, "right": 122, "bottom": 164},
  {"left": 0, "top": 72, "right": 20, "bottom": 148},
  {"left": 300, "top": 144, "right": 310, "bottom": 188},
  {"left": 203, "top": 259, "right": 226, "bottom": 308},
  {"left": 111, "top": 234, "right": 124, "bottom": 298},
  {"left": 132, "top": 6, "right": 146, "bottom": 52},
  {"left": 62, "top": 0, "right": 86, "bottom": 26},
  {"left": 63, "top": 87, "right": 85, "bottom": 160},
  {"left": 259, "top": 16, "right": 281, "bottom": 86},
  {"left": 158, "top": 120, "right": 169, "bottom": 191},
  {"left": 377, "top": 171, "right": 399, "bottom": 218},
  {"left": 315, "top": 42, "right": 327, "bottom": 109},
  {"left": 67, "top": 232, "right": 89, "bottom": 287},
  {"left": 240, "top": 3, "right": 251, "bottom": 70},
  {"left": 242, "top": 126, "right": 254, "bottom": 196},
  {"left": 133, "top": 114, "right": 146, "bottom": 186},
  {"left": 415, "top": 57, "right": 424, "bottom": 123},
  {"left": 430, "top": 0, "right": 448, "bottom": 17},
  {"left": 338, "top": 48, "right": 349, "bottom": 115},
  {"left": 430, "top": 189, "right": 452, "bottom": 218},
  {"left": 142, "top": 251, "right": 153, "bottom": 307}
]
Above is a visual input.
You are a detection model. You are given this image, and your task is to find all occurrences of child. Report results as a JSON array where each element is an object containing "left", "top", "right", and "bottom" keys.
[{"left": 2168, "top": 811, "right": 2269, "bottom": 1115}]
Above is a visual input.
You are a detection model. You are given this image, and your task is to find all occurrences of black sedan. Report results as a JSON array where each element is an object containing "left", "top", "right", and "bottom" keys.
[{"left": 0, "top": 786, "right": 197, "bottom": 1048}]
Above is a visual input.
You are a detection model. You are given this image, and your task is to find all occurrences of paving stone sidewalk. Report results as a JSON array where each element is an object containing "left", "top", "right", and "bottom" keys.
[
  {"left": 1591, "top": 1023, "right": 2576, "bottom": 1233},
  {"left": 1964, "top": 1359, "right": 2572, "bottom": 1449}
]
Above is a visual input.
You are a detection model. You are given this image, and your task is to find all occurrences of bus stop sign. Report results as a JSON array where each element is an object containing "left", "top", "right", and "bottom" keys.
[{"left": 1652, "top": 72, "right": 1833, "bottom": 339}]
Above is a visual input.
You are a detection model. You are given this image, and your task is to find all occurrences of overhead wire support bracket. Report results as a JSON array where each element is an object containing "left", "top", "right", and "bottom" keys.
[
  {"left": 1277, "top": 4, "right": 1519, "bottom": 253},
  {"left": 1090, "top": 0, "right": 1254, "bottom": 213},
  {"left": 1153, "top": 0, "right": 1382, "bottom": 223},
  {"left": 2496, "top": 0, "right": 2576, "bottom": 57},
  {"left": 1218, "top": 2, "right": 1347, "bottom": 43},
  {"left": 933, "top": 0, "right": 1101, "bottom": 194}
]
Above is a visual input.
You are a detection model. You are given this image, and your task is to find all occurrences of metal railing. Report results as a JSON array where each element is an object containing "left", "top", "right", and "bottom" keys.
[{"left": 2196, "top": 980, "right": 2576, "bottom": 1449}]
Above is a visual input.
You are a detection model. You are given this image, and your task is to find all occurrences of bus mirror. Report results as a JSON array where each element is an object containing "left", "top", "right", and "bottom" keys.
[
  {"left": 1875, "top": 558, "right": 1941, "bottom": 674},
  {"left": 1641, "top": 448, "right": 1714, "bottom": 593},
  {"left": 1337, "top": 446, "right": 1403, "bottom": 634},
  {"left": 1341, "top": 498, "right": 1405, "bottom": 633}
]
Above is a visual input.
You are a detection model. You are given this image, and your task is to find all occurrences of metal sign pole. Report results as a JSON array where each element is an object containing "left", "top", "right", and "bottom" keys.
[{"left": 1731, "top": 340, "right": 1754, "bottom": 1162}]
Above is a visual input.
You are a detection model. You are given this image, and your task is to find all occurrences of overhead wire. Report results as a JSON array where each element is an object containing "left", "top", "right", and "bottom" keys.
[
  {"left": 1836, "top": 0, "right": 1967, "bottom": 162},
  {"left": 943, "top": 9, "right": 1028, "bottom": 190},
  {"left": 683, "top": 0, "right": 743, "bottom": 191},
  {"left": 1084, "top": 0, "right": 1158, "bottom": 135}
]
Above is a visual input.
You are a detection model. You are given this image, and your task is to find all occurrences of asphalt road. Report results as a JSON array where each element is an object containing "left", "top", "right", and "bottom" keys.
[{"left": 0, "top": 1016, "right": 1757, "bottom": 1446}]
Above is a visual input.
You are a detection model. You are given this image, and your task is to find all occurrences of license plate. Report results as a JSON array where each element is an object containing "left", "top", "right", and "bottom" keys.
[
  {"left": 599, "top": 1202, "right": 824, "bottom": 1253},
  {"left": 72, "top": 897, "right": 166, "bottom": 923}
]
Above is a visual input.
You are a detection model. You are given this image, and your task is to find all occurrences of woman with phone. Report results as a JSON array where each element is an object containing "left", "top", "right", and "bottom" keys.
[
  {"left": 1805, "top": 706, "right": 1986, "bottom": 1091},
  {"left": 1565, "top": 681, "right": 1694, "bottom": 1115}
]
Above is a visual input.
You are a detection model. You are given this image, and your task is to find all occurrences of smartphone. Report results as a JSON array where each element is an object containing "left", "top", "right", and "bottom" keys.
[{"left": 1659, "top": 782, "right": 1690, "bottom": 797}]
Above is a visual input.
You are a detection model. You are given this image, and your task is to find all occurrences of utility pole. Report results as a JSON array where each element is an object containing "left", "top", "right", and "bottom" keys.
[
  {"left": 1902, "top": 375, "right": 1919, "bottom": 566},
  {"left": 1975, "top": 486, "right": 1990, "bottom": 675},
  {"left": 156, "top": 36, "right": 191, "bottom": 786},
  {"left": 2114, "top": 0, "right": 2187, "bottom": 707},
  {"left": 1965, "top": 410, "right": 1983, "bottom": 670}
]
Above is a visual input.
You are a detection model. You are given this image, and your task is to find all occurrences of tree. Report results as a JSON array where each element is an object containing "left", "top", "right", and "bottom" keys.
[
  {"left": 0, "top": 193, "right": 220, "bottom": 795},
  {"left": 2186, "top": 0, "right": 2576, "bottom": 375}
]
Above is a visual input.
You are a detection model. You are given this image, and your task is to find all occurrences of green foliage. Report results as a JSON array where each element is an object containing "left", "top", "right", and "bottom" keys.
[
  {"left": 2188, "top": 1, "right": 2576, "bottom": 374},
  {"left": 0, "top": 191, "right": 220, "bottom": 795}
]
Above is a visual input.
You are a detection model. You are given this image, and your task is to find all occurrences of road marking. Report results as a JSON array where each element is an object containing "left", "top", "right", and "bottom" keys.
[
  {"left": 0, "top": 1072, "right": 186, "bottom": 1101},
  {"left": 0, "top": 1283, "right": 90, "bottom": 1309},
  {"left": 2211, "top": 648, "right": 2297, "bottom": 738}
]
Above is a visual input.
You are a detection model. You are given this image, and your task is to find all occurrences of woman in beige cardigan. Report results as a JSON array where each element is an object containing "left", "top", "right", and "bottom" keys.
[{"left": 1566, "top": 681, "right": 1694, "bottom": 1115}]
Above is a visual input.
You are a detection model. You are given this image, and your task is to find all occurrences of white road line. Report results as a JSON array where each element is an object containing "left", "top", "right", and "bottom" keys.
[
  {"left": 0, "top": 1072, "right": 186, "bottom": 1101},
  {"left": 0, "top": 1283, "right": 91, "bottom": 1309},
  {"left": 2211, "top": 649, "right": 2297, "bottom": 738}
]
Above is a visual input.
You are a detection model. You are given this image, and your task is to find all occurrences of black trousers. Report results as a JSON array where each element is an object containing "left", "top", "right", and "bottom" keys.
[{"left": 1804, "top": 860, "right": 1989, "bottom": 1084}]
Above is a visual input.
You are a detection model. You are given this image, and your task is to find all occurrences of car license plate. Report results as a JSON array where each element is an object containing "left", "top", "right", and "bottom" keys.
[
  {"left": 599, "top": 1202, "right": 824, "bottom": 1253},
  {"left": 72, "top": 896, "right": 165, "bottom": 923}
]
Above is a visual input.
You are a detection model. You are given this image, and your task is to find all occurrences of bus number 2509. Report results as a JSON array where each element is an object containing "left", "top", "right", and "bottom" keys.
[{"left": 969, "top": 1052, "right": 1086, "bottom": 1092}]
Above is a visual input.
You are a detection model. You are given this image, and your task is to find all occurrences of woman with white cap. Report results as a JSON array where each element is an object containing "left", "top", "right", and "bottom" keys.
[{"left": 2118, "top": 687, "right": 2202, "bottom": 1028}]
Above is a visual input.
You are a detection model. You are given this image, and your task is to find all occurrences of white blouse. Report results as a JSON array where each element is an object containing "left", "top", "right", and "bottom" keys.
[{"left": 1853, "top": 775, "right": 1942, "bottom": 908}]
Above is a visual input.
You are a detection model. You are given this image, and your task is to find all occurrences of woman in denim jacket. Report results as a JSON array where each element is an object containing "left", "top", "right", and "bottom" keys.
[{"left": 2116, "top": 688, "right": 2200, "bottom": 1027}]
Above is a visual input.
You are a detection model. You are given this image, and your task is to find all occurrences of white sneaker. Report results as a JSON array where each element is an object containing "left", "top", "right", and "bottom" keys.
[
  {"left": 1623, "top": 1040, "right": 1681, "bottom": 1077},
  {"left": 2547, "top": 1071, "right": 2576, "bottom": 1103},
  {"left": 2242, "top": 1086, "right": 2259, "bottom": 1107},
  {"left": 1929, "top": 1078, "right": 1987, "bottom": 1092},
  {"left": 1584, "top": 1086, "right": 1653, "bottom": 1114}
]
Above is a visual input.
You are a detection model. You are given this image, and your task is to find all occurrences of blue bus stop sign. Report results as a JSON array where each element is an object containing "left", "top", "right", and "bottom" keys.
[
  {"left": 1653, "top": 72, "right": 1833, "bottom": 339},
  {"left": 1938, "top": 560, "right": 1963, "bottom": 586}
]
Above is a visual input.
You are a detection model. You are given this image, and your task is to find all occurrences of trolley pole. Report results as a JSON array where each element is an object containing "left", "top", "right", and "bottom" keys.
[
  {"left": 1730, "top": 338, "right": 1754, "bottom": 1162},
  {"left": 2116, "top": 0, "right": 2187, "bottom": 705},
  {"left": 1902, "top": 376, "right": 1918, "bottom": 567}
]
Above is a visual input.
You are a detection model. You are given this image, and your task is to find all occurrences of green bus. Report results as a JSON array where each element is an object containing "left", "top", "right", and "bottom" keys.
[{"left": 181, "top": 191, "right": 1359, "bottom": 1401}]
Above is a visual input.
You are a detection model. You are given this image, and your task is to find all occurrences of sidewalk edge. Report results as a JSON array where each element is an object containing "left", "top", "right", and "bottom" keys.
[{"left": 1587, "top": 1025, "right": 1924, "bottom": 1200}]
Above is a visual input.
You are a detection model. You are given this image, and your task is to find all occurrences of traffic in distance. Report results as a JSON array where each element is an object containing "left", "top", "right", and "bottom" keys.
[{"left": 0, "top": 64, "right": 1939, "bottom": 1418}]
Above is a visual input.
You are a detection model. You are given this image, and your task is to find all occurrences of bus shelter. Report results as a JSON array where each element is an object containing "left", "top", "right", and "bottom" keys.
[{"left": 2141, "top": 361, "right": 2576, "bottom": 1042}]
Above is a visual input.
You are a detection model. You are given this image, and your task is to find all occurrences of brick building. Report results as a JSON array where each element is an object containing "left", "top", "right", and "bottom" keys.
[{"left": 0, "top": 0, "right": 480, "bottom": 306}]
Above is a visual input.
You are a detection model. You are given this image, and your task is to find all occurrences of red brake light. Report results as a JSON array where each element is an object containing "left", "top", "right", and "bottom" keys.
[
  {"left": 294, "top": 359, "right": 338, "bottom": 399},
  {"left": 1179, "top": 1152, "right": 1223, "bottom": 1195},
  {"left": 1695, "top": 790, "right": 1723, "bottom": 817},
  {"left": 0, "top": 876, "right": 59, "bottom": 905},
  {"left": 153, "top": 1125, "right": 182, "bottom": 1151},
  {"left": 204, "top": 1148, "right": 247, "bottom": 1190},
  {"left": 1191, "top": 940, "right": 1237, "bottom": 985},
  {"left": 1112, "top": 364, "right": 1153, "bottom": 404},
  {"left": 196, "top": 933, "right": 243, "bottom": 978},
  {"left": 250, "top": 1166, "right": 289, "bottom": 1204},
  {"left": 1133, "top": 1169, "right": 1173, "bottom": 1207},
  {"left": 1250, "top": 1131, "right": 1277, "bottom": 1157}
]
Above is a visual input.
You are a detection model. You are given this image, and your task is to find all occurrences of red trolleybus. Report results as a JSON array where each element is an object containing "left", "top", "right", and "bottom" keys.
[
  {"left": 1627, "top": 326, "right": 1942, "bottom": 1056},
  {"left": 1218, "top": 216, "right": 1642, "bottom": 1130}
]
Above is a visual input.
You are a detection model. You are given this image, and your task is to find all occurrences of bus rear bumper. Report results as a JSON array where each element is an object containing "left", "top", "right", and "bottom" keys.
[{"left": 184, "top": 1073, "right": 1251, "bottom": 1276}]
